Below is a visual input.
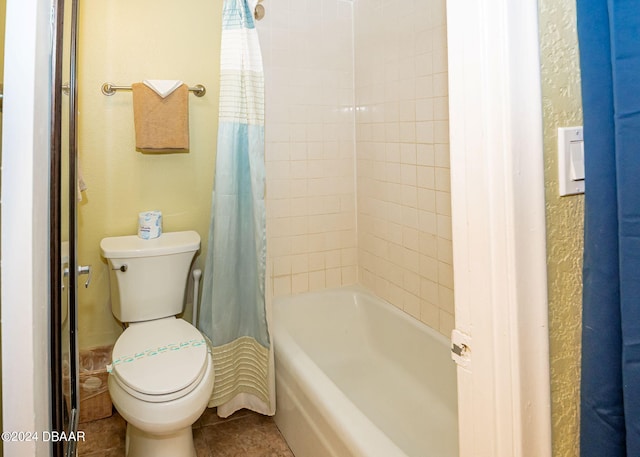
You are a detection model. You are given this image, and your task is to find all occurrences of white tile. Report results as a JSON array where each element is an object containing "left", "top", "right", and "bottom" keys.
[
  {"left": 416, "top": 98, "right": 434, "bottom": 121},
  {"left": 417, "top": 144, "right": 435, "bottom": 166},
  {"left": 342, "top": 265, "right": 358, "bottom": 285},
  {"left": 420, "top": 300, "right": 440, "bottom": 329},
  {"left": 421, "top": 278, "right": 439, "bottom": 304},
  {"left": 420, "top": 232, "right": 438, "bottom": 257},
  {"left": 292, "top": 273, "right": 309, "bottom": 294},
  {"left": 399, "top": 100, "right": 416, "bottom": 122},
  {"left": 269, "top": 236, "right": 292, "bottom": 257},
  {"left": 439, "top": 310, "right": 455, "bottom": 337},
  {"left": 420, "top": 254, "right": 438, "bottom": 282},
  {"left": 273, "top": 275, "right": 292, "bottom": 296},
  {"left": 434, "top": 143, "right": 450, "bottom": 168},
  {"left": 436, "top": 191, "right": 451, "bottom": 216},
  {"left": 309, "top": 270, "right": 326, "bottom": 290},
  {"left": 403, "top": 292, "right": 421, "bottom": 319},
  {"left": 437, "top": 238, "right": 454, "bottom": 265},
  {"left": 399, "top": 122, "right": 417, "bottom": 142},
  {"left": 433, "top": 72, "right": 449, "bottom": 96},
  {"left": 434, "top": 96, "right": 449, "bottom": 121},
  {"left": 403, "top": 271, "right": 421, "bottom": 296},
  {"left": 291, "top": 254, "right": 309, "bottom": 274},
  {"left": 434, "top": 167, "right": 451, "bottom": 192},
  {"left": 417, "top": 166, "right": 435, "bottom": 189},
  {"left": 326, "top": 267, "right": 342, "bottom": 287},
  {"left": 438, "top": 262, "right": 454, "bottom": 289},
  {"left": 418, "top": 210, "right": 437, "bottom": 235},
  {"left": 434, "top": 120, "right": 449, "bottom": 144},
  {"left": 400, "top": 143, "right": 417, "bottom": 164},
  {"left": 273, "top": 256, "right": 292, "bottom": 276},
  {"left": 418, "top": 188, "right": 436, "bottom": 212},
  {"left": 416, "top": 52, "right": 434, "bottom": 77},
  {"left": 401, "top": 185, "right": 418, "bottom": 208},
  {"left": 291, "top": 234, "right": 309, "bottom": 254},
  {"left": 309, "top": 252, "right": 325, "bottom": 271},
  {"left": 416, "top": 75, "right": 434, "bottom": 99}
]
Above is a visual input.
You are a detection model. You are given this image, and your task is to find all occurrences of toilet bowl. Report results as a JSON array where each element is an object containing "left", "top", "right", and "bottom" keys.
[
  {"left": 108, "top": 318, "right": 214, "bottom": 457},
  {"left": 101, "top": 231, "right": 213, "bottom": 457}
]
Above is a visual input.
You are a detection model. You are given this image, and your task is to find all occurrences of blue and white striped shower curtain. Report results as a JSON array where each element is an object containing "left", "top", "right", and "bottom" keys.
[{"left": 199, "top": 0, "right": 274, "bottom": 417}]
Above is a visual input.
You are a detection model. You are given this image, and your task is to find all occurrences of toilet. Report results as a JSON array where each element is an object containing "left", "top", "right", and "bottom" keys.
[{"left": 100, "top": 230, "right": 214, "bottom": 457}]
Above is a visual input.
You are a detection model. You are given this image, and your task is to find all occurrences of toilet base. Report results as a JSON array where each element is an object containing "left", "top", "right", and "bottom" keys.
[{"left": 126, "top": 423, "right": 196, "bottom": 457}]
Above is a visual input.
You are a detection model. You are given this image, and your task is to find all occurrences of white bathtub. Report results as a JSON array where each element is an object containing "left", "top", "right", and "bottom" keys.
[{"left": 273, "top": 286, "right": 459, "bottom": 457}]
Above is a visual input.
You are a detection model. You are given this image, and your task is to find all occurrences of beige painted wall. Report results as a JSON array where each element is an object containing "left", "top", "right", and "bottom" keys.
[
  {"left": 538, "top": 0, "right": 584, "bottom": 455},
  {"left": 76, "top": 0, "right": 222, "bottom": 348}
]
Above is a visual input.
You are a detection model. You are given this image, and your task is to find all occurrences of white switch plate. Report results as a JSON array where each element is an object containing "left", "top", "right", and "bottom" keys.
[{"left": 558, "top": 126, "right": 585, "bottom": 196}]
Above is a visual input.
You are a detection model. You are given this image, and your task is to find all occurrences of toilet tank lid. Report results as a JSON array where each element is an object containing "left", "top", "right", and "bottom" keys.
[{"left": 100, "top": 231, "right": 200, "bottom": 259}]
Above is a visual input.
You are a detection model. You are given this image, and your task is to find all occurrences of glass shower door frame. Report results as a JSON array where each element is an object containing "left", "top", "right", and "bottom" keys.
[{"left": 50, "top": 0, "right": 80, "bottom": 455}]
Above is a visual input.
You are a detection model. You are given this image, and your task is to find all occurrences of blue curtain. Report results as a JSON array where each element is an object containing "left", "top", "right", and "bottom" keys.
[
  {"left": 578, "top": 1, "right": 640, "bottom": 455},
  {"left": 199, "top": 0, "right": 273, "bottom": 417}
]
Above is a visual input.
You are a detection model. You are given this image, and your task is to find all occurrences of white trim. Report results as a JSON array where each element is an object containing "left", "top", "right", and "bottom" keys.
[
  {"left": 447, "top": 0, "right": 552, "bottom": 456},
  {"left": 1, "top": 0, "right": 53, "bottom": 455}
]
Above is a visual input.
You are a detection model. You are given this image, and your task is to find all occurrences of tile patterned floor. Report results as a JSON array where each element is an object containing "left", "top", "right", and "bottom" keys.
[{"left": 78, "top": 408, "right": 295, "bottom": 457}]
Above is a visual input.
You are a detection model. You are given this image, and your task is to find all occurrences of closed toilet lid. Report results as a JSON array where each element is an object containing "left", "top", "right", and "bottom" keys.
[{"left": 111, "top": 318, "right": 208, "bottom": 399}]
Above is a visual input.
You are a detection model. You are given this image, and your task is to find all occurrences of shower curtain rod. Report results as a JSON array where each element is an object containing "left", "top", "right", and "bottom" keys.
[{"left": 101, "top": 82, "right": 207, "bottom": 97}]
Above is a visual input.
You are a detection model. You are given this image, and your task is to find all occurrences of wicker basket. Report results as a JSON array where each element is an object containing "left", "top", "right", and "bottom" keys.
[{"left": 64, "top": 345, "right": 114, "bottom": 423}]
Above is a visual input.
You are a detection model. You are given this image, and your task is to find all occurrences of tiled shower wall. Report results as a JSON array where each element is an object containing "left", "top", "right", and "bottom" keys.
[
  {"left": 258, "top": 0, "right": 358, "bottom": 297},
  {"left": 260, "top": 0, "right": 453, "bottom": 336},
  {"left": 353, "top": 0, "right": 454, "bottom": 335}
]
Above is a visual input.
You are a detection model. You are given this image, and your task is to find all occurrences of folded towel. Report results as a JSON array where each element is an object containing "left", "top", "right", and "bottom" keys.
[
  {"left": 143, "top": 79, "right": 184, "bottom": 98},
  {"left": 132, "top": 82, "right": 189, "bottom": 151}
]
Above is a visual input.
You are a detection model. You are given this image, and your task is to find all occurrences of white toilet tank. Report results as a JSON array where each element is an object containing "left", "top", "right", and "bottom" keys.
[{"left": 100, "top": 231, "right": 200, "bottom": 323}]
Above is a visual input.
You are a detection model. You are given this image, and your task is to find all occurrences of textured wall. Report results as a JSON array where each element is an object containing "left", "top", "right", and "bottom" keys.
[{"left": 538, "top": 0, "right": 584, "bottom": 455}]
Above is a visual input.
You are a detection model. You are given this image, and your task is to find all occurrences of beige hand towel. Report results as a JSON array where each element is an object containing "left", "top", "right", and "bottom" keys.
[{"left": 132, "top": 82, "right": 189, "bottom": 151}]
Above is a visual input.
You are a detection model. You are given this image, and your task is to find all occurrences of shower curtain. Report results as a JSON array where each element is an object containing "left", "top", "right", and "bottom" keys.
[
  {"left": 199, "top": 0, "right": 274, "bottom": 417},
  {"left": 577, "top": 1, "right": 640, "bottom": 455}
]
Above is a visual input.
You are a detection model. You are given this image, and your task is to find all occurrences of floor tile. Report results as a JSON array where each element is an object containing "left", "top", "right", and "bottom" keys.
[
  {"left": 194, "top": 427, "right": 213, "bottom": 457},
  {"left": 78, "top": 411, "right": 126, "bottom": 456},
  {"left": 201, "top": 413, "right": 294, "bottom": 457},
  {"left": 78, "top": 409, "right": 293, "bottom": 457}
]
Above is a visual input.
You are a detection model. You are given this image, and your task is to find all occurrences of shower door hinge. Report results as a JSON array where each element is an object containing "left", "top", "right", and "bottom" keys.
[{"left": 451, "top": 329, "right": 471, "bottom": 368}]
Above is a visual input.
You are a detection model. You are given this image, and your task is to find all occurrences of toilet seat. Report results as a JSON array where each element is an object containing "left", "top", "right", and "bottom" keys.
[{"left": 111, "top": 317, "right": 209, "bottom": 403}]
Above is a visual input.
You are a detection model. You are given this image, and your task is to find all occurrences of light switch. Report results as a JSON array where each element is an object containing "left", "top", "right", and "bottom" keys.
[
  {"left": 558, "top": 127, "right": 585, "bottom": 196},
  {"left": 569, "top": 141, "right": 585, "bottom": 181}
]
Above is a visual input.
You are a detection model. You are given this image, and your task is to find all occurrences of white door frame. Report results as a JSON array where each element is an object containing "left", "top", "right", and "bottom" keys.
[
  {"left": 1, "top": 0, "right": 53, "bottom": 456},
  {"left": 447, "top": 0, "right": 552, "bottom": 456}
]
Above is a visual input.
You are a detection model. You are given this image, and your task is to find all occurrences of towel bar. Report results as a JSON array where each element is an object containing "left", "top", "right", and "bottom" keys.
[{"left": 101, "top": 82, "right": 206, "bottom": 97}]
